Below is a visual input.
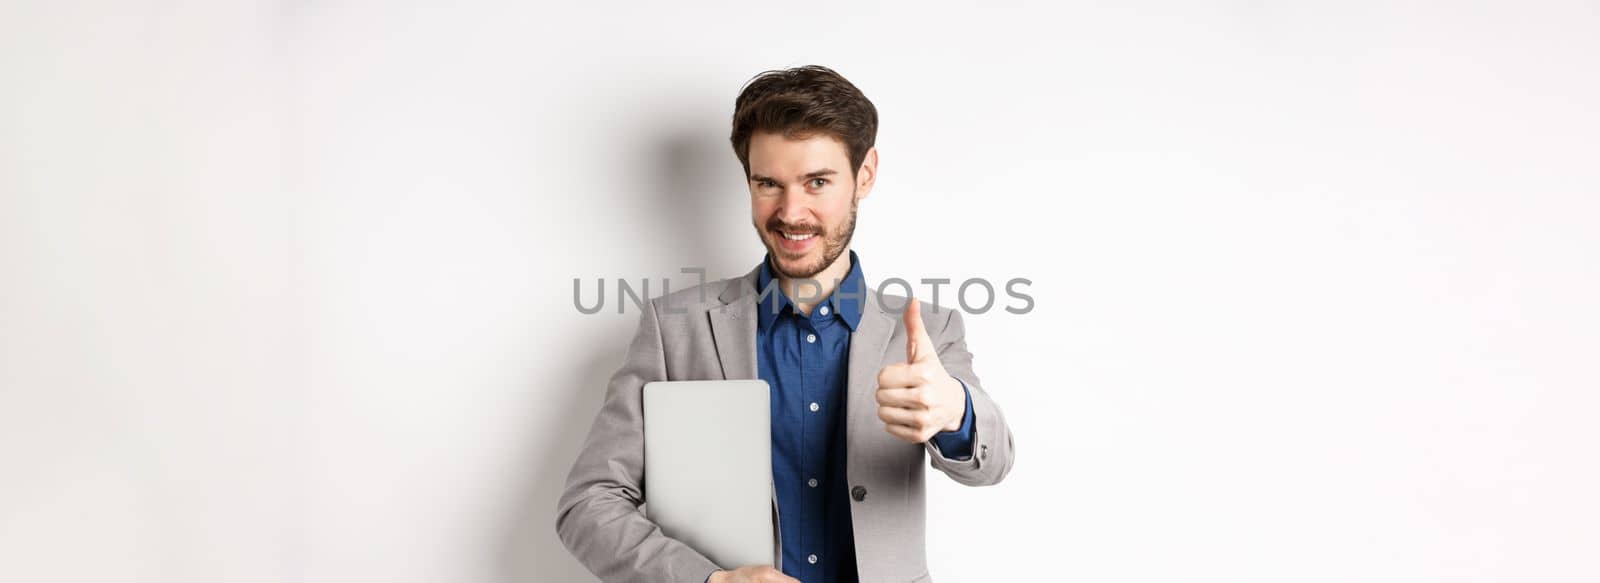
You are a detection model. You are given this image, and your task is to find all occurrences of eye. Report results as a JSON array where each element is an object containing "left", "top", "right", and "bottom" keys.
[
  {"left": 809, "top": 178, "right": 828, "bottom": 188},
  {"left": 756, "top": 179, "right": 777, "bottom": 189}
]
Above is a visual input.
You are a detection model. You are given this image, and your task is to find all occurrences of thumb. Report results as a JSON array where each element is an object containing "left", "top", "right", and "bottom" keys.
[{"left": 904, "top": 298, "right": 933, "bottom": 362}]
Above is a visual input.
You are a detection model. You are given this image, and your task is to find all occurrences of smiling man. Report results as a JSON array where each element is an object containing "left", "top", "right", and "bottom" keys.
[{"left": 556, "top": 65, "right": 1016, "bottom": 583}]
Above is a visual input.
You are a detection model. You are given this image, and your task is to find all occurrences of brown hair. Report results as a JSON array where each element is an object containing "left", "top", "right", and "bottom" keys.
[{"left": 729, "top": 65, "right": 879, "bottom": 179}]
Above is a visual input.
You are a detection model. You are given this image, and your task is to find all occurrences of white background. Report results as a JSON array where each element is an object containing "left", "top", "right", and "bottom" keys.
[{"left": 3, "top": 1, "right": 1598, "bottom": 581}]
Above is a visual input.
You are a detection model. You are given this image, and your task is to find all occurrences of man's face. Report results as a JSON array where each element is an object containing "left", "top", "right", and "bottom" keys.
[{"left": 747, "top": 130, "right": 875, "bottom": 279}]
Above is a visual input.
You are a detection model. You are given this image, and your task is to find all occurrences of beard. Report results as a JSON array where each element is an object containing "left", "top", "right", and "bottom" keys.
[{"left": 757, "top": 189, "right": 859, "bottom": 280}]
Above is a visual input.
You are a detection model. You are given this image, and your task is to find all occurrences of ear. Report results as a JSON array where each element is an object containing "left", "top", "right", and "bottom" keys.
[{"left": 854, "top": 147, "right": 878, "bottom": 200}]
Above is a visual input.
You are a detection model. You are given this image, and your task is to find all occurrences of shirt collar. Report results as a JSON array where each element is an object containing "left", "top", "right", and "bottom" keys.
[{"left": 756, "top": 250, "right": 866, "bottom": 332}]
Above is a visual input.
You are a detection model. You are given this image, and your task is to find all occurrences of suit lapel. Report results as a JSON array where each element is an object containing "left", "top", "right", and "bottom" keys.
[
  {"left": 846, "top": 291, "right": 896, "bottom": 455},
  {"left": 708, "top": 267, "right": 760, "bottom": 381}
]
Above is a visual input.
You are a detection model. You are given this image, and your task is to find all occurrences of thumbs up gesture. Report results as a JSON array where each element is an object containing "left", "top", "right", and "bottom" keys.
[{"left": 875, "top": 300, "right": 966, "bottom": 444}]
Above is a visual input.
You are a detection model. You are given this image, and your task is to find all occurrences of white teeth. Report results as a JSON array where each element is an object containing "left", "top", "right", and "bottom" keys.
[{"left": 781, "top": 232, "right": 815, "bottom": 241}]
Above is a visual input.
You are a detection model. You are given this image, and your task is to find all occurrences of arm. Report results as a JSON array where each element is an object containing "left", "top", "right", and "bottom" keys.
[
  {"left": 554, "top": 297, "right": 722, "bottom": 581},
  {"left": 923, "top": 307, "right": 1016, "bottom": 486}
]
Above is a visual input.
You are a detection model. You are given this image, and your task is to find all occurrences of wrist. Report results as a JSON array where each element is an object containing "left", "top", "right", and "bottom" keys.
[
  {"left": 941, "top": 414, "right": 962, "bottom": 433},
  {"left": 941, "top": 379, "right": 964, "bottom": 432}
]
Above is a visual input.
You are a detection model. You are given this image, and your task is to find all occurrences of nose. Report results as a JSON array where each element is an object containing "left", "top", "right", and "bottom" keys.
[{"left": 775, "top": 190, "right": 812, "bottom": 226}]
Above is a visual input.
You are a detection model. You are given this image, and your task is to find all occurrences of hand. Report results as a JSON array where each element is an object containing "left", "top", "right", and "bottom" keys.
[
  {"left": 875, "top": 300, "right": 966, "bottom": 443},
  {"left": 708, "top": 565, "right": 800, "bottom": 583}
]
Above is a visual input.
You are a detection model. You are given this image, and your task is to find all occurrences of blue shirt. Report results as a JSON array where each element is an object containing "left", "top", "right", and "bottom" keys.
[{"left": 726, "top": 251, "right": 974, "bottom": 583}]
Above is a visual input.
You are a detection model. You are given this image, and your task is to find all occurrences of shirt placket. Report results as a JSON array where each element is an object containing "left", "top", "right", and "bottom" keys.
[
  {"left": 789, "top": 313, "right": 806, "bottom": 578},
  {"left": 805, "top": 310, "right": 833, "bottom": 578}
]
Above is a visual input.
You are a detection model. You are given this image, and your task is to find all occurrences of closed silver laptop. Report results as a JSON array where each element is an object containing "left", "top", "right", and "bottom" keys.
[{"left": 642, "top": 380, "right": 776, "bottom": 570}]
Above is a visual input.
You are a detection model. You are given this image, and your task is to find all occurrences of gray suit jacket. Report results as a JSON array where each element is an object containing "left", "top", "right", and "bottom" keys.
[{"left": 555, "top": 266, "right": 1016, "bottom": 582}]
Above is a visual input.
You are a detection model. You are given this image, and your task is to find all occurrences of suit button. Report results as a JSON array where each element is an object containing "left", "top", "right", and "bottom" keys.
[
  {"left": 851, "top": 485, "right": 867, "bottom": 502},
  {"left": 980, "top": 444, "right": 989, "bottom": 460}
]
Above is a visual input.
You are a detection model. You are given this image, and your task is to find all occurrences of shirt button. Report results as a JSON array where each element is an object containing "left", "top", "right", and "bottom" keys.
[
  {"left": 807, "top": 554, "right": 818, "bottom": 564},
  {"left": 807, "top": 478, "right": 818, "bottom": 488},
  {"left": 806, "top": 333, "right": 817, "bottom": 343},
  {"left": 819, "top": 306, "right": 829, "bottom": 316},
  {"left": 809, "top": 402, "right": 819, "bottom": 412},
  {"left": 851, "top": 485, "right": 867, "bottom": 501}
]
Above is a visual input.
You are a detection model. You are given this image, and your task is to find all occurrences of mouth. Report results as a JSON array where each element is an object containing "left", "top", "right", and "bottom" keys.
[{"left": 773, "top": 228, "right": 819, "bottom": 254}]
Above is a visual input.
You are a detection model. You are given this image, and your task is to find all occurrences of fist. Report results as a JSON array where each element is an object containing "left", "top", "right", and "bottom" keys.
[
  {"left": 708, "top": 565, "right": 800, "bottom": 583},
  {"left": 875, "top": 299, "right": 965, "bottom": 443}
]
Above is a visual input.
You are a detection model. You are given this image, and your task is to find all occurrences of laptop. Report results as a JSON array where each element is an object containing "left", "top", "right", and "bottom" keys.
[{"left": 642, "top": 379, "right": 776, "bottom": 569}]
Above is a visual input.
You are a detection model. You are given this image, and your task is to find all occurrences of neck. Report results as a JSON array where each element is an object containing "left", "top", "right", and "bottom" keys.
[{"left": 776, "top": 250, "right": 852, "bottom": 316}]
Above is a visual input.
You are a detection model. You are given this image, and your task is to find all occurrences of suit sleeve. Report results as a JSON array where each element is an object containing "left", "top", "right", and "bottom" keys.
[
  {"left": 922, "top": 306, "right": 1016, "bottom": 486},
  {"left": 555, "top": 297, "right": 722, "bottom": 582}
]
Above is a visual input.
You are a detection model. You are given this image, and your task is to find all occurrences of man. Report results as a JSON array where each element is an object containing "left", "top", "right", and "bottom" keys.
[{"left": 555, "top": 65, "right": 1015, "bottom": 583}]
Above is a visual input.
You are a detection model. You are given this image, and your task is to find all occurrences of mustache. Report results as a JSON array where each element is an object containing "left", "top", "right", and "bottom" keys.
[{"left": 766, "top": 218, "right": 824, "bottom": 235}]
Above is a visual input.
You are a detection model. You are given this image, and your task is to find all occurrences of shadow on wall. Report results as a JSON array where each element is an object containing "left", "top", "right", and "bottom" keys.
[
  {"left": 497, "top": 348, "right": 618, "bottom": 583},
  {"left": 497, "top": 122, "right": 749, "bottom": 582},
  {"left": 655, "top": 126, "right": 750, "bottom": 277}
]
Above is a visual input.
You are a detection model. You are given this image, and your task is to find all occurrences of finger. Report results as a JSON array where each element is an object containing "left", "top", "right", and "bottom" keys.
[
  {"left": 884, "top": 422, "right": 923, "bottom": 443},
  {"left": 903, "top": 299, "right": 934, "bottom": 363},
  {"left": 877, "top": 405, "right": 928, "bottom": 427},
  {"left": 875, "top": 388, "right": 928, "bottom": 410},
  {"left": 875, "top": 363, "right": 919, "bottom": 390}
]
